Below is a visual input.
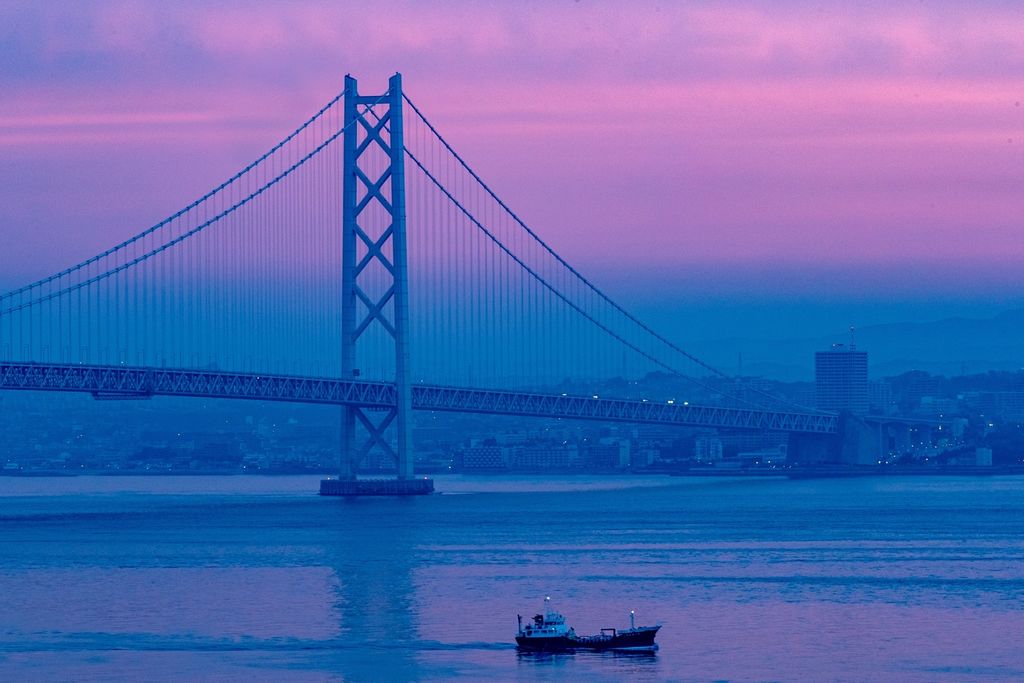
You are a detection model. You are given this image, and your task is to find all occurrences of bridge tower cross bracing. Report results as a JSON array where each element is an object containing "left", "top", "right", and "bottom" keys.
[{"left": 339, "top": 73, "right": 414, "bottom": 481}]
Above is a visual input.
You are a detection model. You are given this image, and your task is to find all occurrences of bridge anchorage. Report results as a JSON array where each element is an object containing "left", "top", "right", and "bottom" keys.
[{"left": 0, "top": 71, "right": 843, "bottom": 495}]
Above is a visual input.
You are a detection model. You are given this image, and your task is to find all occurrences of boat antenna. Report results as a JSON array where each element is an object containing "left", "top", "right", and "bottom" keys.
[{"left": 630, "top": 610, "right": 635, "bottom": 629}]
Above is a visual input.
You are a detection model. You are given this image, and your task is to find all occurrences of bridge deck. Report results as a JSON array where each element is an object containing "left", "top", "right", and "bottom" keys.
[{"left": 0, "top": 362, "right": 838, "bottom": 434}]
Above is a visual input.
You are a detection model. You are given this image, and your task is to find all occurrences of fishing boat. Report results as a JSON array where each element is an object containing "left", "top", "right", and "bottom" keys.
[{"left": 515, "top": 597, "right": 660, "bottom": 652}]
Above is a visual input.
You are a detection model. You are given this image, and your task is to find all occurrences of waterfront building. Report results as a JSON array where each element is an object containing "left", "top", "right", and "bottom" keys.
[
  {"left": 460, "top": 445, "right": 509, "bottom": 471},
  {"left": 868, "top": 380, "right": 895, "bottom": 415},
  {"left": 512, "top": 444, "right": 578, "bottom": 470},
  {"left": 977, "top": 392, "right": 1024, "bottom": 421},
  {"left": 815, "top": 344, "right": 869, "bottom": 414},
  {"left": 581, "top": 439, "right": 630, "bottom": 470},
  {"left": 694, "top": 435, "right": 724, "bottom": 463}
]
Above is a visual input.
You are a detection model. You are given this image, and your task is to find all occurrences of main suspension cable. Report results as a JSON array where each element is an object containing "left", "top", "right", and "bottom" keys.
[
  {"left": 403, "top": 93, "right": 820, "bottom": 413},
  {"left": 2, "top": 86, "right": 350, "bottom": 303},
  {"left": 2, "top": 94, "right": 388, "bottom": 317}
]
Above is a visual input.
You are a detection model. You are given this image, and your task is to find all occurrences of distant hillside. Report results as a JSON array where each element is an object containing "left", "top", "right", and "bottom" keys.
[{"left": 685, "top": 309, "right": 1024, "bottom": 381}]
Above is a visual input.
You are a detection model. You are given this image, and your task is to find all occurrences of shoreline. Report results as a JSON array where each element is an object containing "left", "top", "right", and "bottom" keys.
[{"left": 3, "top": 467, "right": 1023, "bottom": 479}]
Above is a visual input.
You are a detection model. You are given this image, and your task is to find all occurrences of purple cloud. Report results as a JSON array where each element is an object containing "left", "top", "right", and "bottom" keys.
[{"left": 1, "top": 0, "right": 1022, "bottom": 301}]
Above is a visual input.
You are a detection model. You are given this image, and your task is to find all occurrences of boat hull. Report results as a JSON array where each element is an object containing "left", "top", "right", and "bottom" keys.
[{"left": 516, "top": 626, "right": 660, "bottom": 652}]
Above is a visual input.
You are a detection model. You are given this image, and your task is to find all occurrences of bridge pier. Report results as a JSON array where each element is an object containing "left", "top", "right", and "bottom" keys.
[
  {"left": 838, "top": 413, "right": 883, "bottom": 465},
  {"left": 788, "top": 412, "right": 879, "bottom": 465}
]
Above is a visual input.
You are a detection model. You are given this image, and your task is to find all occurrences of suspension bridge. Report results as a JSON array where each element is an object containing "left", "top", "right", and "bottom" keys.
[{"left": 0, "top": 74, "right": 838, "bottom": 493}]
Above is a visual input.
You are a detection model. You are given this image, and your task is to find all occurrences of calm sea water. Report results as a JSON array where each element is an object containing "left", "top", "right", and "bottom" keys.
[{"left": 1, "top": 474, "right": 1022, "bottom": 682}]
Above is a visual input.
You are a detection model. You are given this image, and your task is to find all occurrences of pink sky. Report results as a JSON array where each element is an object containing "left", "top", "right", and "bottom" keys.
[{"left": 1, "top": 0, "right": 1023, "bottom": 305}]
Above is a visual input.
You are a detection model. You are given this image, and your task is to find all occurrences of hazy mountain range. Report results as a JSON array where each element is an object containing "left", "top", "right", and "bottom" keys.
[{"left": 685, "top": 309, "right": 1024, "bottom": 382}]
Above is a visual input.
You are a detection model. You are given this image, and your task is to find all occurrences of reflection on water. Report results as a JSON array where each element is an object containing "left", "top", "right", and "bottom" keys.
[
  {"left": 516, "top": 648, "right": 661, "bottom": 678},
  {"left": 1, "top": 474, "right": 1023, "bottom": 681}
]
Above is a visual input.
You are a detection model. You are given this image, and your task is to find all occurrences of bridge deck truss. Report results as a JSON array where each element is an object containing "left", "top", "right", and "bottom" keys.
[{"left": 0, "top": 362, "right": 838, "bottom": 434}]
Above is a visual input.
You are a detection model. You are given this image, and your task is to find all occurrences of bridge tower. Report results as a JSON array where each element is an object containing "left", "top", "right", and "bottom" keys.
[{"left": 334, "top": 73, "right": 419, "bottom": 488}]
